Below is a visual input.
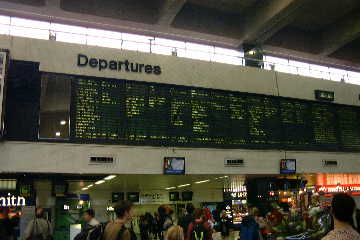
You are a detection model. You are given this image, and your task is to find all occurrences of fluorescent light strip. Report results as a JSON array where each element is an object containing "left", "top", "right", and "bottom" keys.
[
  {"left": 165, "top": 187, "right": 176, "bottom": 190},
  {"left": 178, "top": 184, "right": 191, "bottom": 188},
  {"left": 195, "top": 180, "right": 210, "bottom": 184},
  {"left": 95, "top": 180, "right": 105, "bottom": 185},
  {"left": 87, "top": 184, "right": 94, "bottom": 188},
  {"left": 81, "top": 187, "right": 88, "bottom": 191},
  {"left": 104, "top": 175, "right": 116, "bottom": 180}
]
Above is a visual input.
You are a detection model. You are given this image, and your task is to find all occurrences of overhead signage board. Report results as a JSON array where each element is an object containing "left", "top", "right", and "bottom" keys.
[
  {"left": 0, "top": 49, "right": 8, "bottom": 139},
  {"left": 140, "top": 191, "right": 168, "bottom": 204}
]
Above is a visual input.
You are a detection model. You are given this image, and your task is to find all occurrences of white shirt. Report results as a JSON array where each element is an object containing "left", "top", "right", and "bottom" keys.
[{"left": 89, "top": 218, "right": 100, "bottom": 227}]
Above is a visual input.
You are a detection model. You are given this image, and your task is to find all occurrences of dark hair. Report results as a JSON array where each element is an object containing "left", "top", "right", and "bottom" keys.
[
  {"left": 115, "top": 200, "right": 133, "bottom": 218},
  {"left": 193, "top": 208, "right": 204, "bottom": 219},
  {"left": 85, "top": 209, "right": 95, "bottom": 217},
  {"left": 186, "top": 203, "right": 195, "bottom": 215},
  {"left": 35, "top": 207, "right": 44, "bottom": 218},
  {"left": 332, "top": 193, "right": 356, "bottom": 223}
]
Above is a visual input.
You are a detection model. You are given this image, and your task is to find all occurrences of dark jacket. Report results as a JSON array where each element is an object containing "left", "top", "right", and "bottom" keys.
[
  {"left": 179, "top": 214, "right": 195, "bottom": 235},
  {"left": 239, "top": 216, "right": 260, "bottom": 240}
]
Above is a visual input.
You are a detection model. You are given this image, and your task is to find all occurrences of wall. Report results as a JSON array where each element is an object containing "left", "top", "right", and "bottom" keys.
[{"left": 1, "top": 35, "right": 360, "bottom": 175}]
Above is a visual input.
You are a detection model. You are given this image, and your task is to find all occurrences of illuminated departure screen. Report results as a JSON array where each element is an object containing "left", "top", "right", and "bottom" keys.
[{"left": 70, "top": 75, "right": 360, "bottom": 151}]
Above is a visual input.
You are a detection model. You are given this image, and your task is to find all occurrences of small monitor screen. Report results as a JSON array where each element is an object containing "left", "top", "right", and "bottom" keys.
[
  {"left": 127, "top": 192, "right": 140, "bottom": 203},
  {"left": 182, "top": 191, "right": 193, "bottom": 201},
  {"left": 169, "top": 192, "right": 180, "bottom": 201},
  {"left": 164, "top": 157, "right": 185, "bottom": 175},
  {"left": 280, "top": 159, "right": 296, "bottom": 174}
]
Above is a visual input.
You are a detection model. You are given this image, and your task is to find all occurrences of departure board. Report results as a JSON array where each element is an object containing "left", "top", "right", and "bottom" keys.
[{"left": 70, "top": 74, "right": 360, "bottom": 151}]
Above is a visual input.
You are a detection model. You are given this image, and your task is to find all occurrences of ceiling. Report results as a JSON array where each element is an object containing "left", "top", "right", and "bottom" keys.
[{"left": 0, "top": 0, "right": 360, "bottom": 68}]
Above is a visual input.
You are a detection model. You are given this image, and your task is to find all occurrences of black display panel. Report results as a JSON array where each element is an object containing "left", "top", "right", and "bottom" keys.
[{"left": 59, "top": 73, "right": 360, "bottom": 151}]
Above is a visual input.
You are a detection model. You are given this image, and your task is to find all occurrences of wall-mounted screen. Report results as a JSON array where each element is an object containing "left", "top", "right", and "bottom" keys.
[
  {"left": 169, "top": 192, "right": 180, "bottom": 201},
  {"left": 127, "top": 192, "right": 140, "bottom": 203},
  {"left": 280, "top": 159, "right": 296, "bottom": 174},
  {"left": 182, "top": 191, "right": 193, "bottom": 201},
  {"left": 164, "top": 157, "right": 185, "bottom": 175},
  {"left": 112, "top": 192, "right": 125, "bottom": 203}
]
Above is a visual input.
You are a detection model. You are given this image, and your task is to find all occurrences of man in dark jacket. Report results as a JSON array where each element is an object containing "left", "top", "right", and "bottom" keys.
[{"left": 178, "top": 204, "right": 195, "bottom": 235}]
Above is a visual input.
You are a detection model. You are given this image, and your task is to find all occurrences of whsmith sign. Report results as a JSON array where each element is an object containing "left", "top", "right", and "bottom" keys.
[
  {"left": 0, "top": 193, "right": 26, "bottom": 207},
  {"left": 77, "top": 54, "right": 162, "bottom": 75}
]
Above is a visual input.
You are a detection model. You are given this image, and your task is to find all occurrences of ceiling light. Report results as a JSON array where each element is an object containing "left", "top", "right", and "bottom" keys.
[
  {"left": 178, "top": 184, "right": 191, "bottom": 188},
  {"left": 95, "top": 180, "right": 105, "bottom": 185},
  {"left": 55, "top": 132, "right": 61, "bottom": 137},
  {"left": 60, "top": 120, "right": 67, "bottom": 125},
  {"left": 195, "top": 180, "right": 210, "bottom": 184},
  {"left": 81, "top": 187, "right": 88, "bottom": 191},
  {"left": 104, "top": 175, "right": 116, "bottom": 180},
  {"left": 165, "top": 187, "right": 176, "bottom": 190},
  {"left": 87, "top": 184, "right": 94, "bottom": 188}
]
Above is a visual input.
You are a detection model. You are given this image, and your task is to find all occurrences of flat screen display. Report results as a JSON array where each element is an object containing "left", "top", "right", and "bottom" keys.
[
  {"left": 127, "top": 192, "right": 140, "bottom": 203},
  {"left": 182, "top": 191, "right": 193, "bottom": 201},
  {"left": 169, "top": 192, "right": 180, "bottom": 201},
  {"left": 280, "top": 159, "right": 296, "bottom": 174},
  {"left": 112, "top": 192, "right": 125, "bottom": 203},
  {"left": 164, "top": 157, "right": 185, "bottom": 175}
]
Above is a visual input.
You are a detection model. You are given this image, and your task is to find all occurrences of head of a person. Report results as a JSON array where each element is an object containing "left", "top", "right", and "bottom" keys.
[
  {"left": 331, "top": 193, "right": 356, "bottom": 224},
  {"left": 221, "top": 210, "right": 227, "bottom": 217},
  {"left": 115, "top": 200, "right": 134, "bottom": 221},
  {"left": 193, "top": 208, "right": 204, "bottom": 220},
  {"left": 186, "top": 203, "right": 195, "bottom": 215},
  {"left": 83, "top": 209, "right": 95, "bottom": 223},
  {"left": 165, "top": 225, "right": 184, "bottom": 240},
  {"left": 35, "top": 207, "right": 44, "bottom": 218}
]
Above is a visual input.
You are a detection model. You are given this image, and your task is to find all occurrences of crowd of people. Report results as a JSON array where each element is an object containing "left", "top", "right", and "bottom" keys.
[{"left": 1, "top": 193, "right": 360, "bottom": 240}]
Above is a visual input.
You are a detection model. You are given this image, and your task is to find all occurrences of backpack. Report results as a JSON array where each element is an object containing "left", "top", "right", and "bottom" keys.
[
  {"left": 191, "top": 222, "right": 208, "bottom": 240},
  {"left": 117, "top": 225, "right": 137, "bottom": 240},
  {"left": 74, "top": 223, "right": 106, "bottom": 240}
]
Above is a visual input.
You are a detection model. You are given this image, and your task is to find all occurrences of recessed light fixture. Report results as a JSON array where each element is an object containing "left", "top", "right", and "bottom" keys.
[
  {"left": 195, "top": 180, "right": 210, "bottom": 184},
  {"left": 60, "top": 120, "right": 67, "bottom": 125},
  {"left": 178, "top": 184, "right": 191, "bottom": 188},
  {"left": 95, "top": 180, "right": 105, "bottom": 185},
  {"left": 165, "top": 187, "right": 176, "bottom": 190},
  {"left": 55, "top": 132, "right": 61, "bottom": 137},
  {"left": 104, "top": 175, "right": 116, "bottom": 180}
]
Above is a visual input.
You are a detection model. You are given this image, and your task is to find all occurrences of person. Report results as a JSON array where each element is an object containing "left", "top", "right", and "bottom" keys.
[
  {"left": 219, "top": 210, "right": 230, "bottom": 237},
  {"left": 24, "top": 207, "right": 52, "bottom": 240},
  {"left": 187, "top": 208, "right": 213, "bottom": 240},
  {"left": 83, "top": 209, "right": 100, "bottom": 229},
  {"left": 0, "top": 207, "right": 17, "bottom": 240},
  {"left": 179, "top": 204, "right": 195, "bottom": 235},
  {"left": 322, "top": 193, "right": 360, "bottom": 240},
  {"left": 103, "top": 200, "right": 137, "bottom": 240},
  {"left": 158, "top": 204, "right": 174, "bottom": 238},
  {"left": 203, "top": 208, "right": 215, "bottom": 229},
  {"left": 239, "top": 214, "right": 260, "bottom": 240},
  {"left": 166, "top": 226, "right": 185, "bottom": 240},
  {"left": 74, "top": 209, "right": 101, "bottom": 240}
]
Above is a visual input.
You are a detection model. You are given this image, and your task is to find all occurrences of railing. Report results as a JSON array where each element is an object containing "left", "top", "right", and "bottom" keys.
[{"left": 0, "top": 15, "right": 359, "bottom": 85}]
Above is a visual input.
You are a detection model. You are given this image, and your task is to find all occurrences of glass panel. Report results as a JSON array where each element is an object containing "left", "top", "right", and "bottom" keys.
[
  {"left": 87, "top": 28, "right": 122, "bottom": 39},
  {"left": 0, "top": 15, "right": 11, "bottom": 25},
  {"left": 11, "top": 17, "right": 50, "bottom": 29},
  {"left": 10, "top": 26, "right": 49, "bottom": 40},
  {"left": 152, "top": 44, "right": 172, "bottom": 55},
  {"left": 186, "top": 50, "right": 211, "bottom": 61},
  {"left": 289, "top": 60, "right": 311, "bottom": 76},
  {"left": 50, "top": 23, "right": 87, "bottom": 34},
  {"left": 214, "top": 47, "right": 242, "bottom": 57},
  {"left": 310, "top": 64, "right": 330, "bottom": 79},
  {"left": 329, "top": 67, "right": 347, "bottom": 82},
  {"left": 212, "top": 54, "right": 241, "bottom": 65},
  {"left": 186, "top": 42, "right": 213, "bottom": 52},
  {"left": 55, "top": 32, "right": 87, "bottom": 44},
  {"left": 39, "top": 73, "right": 71, "bottom": 139},
  {"left": 347, "top": 71, "right": 360, "bottom": 85},
  {"left": 0, "top": 23, "right": 10, "bottom": 35},
  {"left": 87, "top": 36, "right": 122, "bottom": 49},
  {"left": 154, "top": 38, "right": 186, "bottom": 49},
  {"left": 122, "top": 40, "right": 138, "bottom": 51},
  {"left": 122, "top": 33, "right": 153, "bottom": 43}
]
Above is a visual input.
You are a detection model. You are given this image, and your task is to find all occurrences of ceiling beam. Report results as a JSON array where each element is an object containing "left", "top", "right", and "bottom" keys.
[
  {"left": 157, "top": 0, "right": 186, "bottom": 26},
  {"left": 320, "top": 13, "right": 360, "bottom": 56},
  {"left": 238, "top": 0, "right": 309, "bottom": 46}
]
